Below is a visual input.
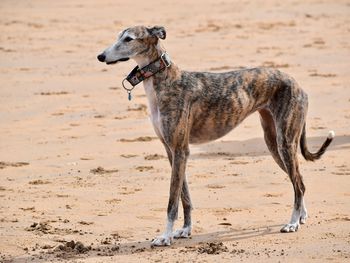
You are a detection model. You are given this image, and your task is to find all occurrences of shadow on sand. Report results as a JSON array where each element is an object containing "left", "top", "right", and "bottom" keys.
[
  {"left": 191, "top": 134, "right": 350, "bottom": 159},
  {"left": 116, "top": 224, "right": 282, "bottom": 255},
  {"left": 12, "top": 224, "right": 282, "bottom": 262}
]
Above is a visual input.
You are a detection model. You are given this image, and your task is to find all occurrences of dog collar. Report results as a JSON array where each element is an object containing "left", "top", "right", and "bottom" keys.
[{"left": 122, "top": 52, "right": 171, "bottom": 100}]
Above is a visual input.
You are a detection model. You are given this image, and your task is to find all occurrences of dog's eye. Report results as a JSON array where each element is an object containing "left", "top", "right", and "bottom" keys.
[{"left": 124, "top": 36, "right": 133, "bottom": 42}]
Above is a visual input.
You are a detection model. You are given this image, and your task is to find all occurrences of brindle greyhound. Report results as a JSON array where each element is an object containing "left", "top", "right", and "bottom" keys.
[{"left": 97, "top": 25, "right": 334, "bottom": 246}]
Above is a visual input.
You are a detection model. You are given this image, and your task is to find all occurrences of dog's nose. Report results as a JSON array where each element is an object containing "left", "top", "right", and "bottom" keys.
[{"left": 97, "top": 53, "right": 106, "bottom": 62}]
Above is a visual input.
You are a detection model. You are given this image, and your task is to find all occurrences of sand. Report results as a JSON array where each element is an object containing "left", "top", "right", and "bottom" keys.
[{"left": 0, "top": 0, "right": 349, "bottom": 262}]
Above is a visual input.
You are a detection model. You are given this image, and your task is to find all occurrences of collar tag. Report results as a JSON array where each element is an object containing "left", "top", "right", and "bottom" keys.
[{"left": 161, "top": 53, "right": 171, "bottom": 67}]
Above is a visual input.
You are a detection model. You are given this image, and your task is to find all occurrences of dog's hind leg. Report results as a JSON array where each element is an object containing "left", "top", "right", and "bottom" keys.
[
  {"left": 259, "top": 108, "right": 287, "bottom": 172},
  {"left": 277, "top": 134, "right": 307, "bottom": 232},
  {"left": 271, "top": 87, "right": 308, "bottom": 232}
]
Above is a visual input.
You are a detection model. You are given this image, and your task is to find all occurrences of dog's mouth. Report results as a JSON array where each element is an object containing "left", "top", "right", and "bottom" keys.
[{"left": 106, "top": 57, "right": 130, "bottom": 65}]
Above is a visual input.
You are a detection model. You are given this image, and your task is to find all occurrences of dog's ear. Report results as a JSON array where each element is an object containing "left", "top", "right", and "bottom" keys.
[{"left": 148, "top": 26, "right": 166, "bottom": 40}]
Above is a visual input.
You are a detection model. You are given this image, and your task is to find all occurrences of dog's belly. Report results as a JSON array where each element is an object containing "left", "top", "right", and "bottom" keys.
[
  {"left": 189, "top": 122, "right": 237, "bottom": 144},
  {"left": 189, "top": 105, "right": 250, "bottom": 144}
]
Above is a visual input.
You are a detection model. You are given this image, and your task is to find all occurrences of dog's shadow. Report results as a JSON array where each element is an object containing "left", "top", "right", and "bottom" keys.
[
  {"left": 110, "top": 224, "right": 281, "bottom": 255},
  {"left": 13, "top": 225, "right": 280, "bottom": 262},
  {"left": 191, "top": 134, "right": 350, "bottom": 159}
]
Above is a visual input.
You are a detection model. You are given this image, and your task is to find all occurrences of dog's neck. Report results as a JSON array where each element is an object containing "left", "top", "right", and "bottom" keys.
[
  {"left": 132, "top": 45, "right": 180, "bottom": 122},
  {"left": 133, "top": 44, "right": 180, "bottom": 83},
  {"left": 133, "top": 43, "right": 164, "bottom": 68}
]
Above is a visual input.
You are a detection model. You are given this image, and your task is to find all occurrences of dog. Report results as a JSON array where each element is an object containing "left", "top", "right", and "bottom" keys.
[{"left": 97, "top": 25, "right": 334, "bottom": 246}]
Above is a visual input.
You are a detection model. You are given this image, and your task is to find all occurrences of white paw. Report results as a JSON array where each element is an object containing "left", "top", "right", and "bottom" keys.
[
  {"left": 173, "top": 226, "right": 191, "bottom": 239},
  {"left": 280, "top": 223, "right": 299, "bottom": 233},
  {"left": 151, "top": 234, "right": 173, "bottom": 247}
]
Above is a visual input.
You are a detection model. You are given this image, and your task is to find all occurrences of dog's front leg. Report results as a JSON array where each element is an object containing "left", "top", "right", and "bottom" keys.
[
  {"left": 173, "top": 176, "right": 192, "bottom": 238},
  {"left": 161, "top": 140, "right": 193, "bottom": 240},
  {"left": 151, "top": 146, "right": 189, "bottom": 246}
]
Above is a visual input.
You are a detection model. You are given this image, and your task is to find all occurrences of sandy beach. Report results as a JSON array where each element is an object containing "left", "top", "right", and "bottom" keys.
[{"left": 0, "top": 0, "right": 349, "bottom": 262}]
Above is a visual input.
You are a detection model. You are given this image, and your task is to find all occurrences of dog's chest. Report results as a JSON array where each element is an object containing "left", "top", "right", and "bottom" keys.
[{"left": 143, "top": 80, "right": 163, "bottom": 136}]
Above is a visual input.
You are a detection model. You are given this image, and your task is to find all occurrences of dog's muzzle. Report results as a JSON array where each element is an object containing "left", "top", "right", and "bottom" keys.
[
  {"left": 107, "top": 57, "right": 130, "bottom": 64},
  {"left": 97, "top": 53, "right": 130, "bottom": 64}
]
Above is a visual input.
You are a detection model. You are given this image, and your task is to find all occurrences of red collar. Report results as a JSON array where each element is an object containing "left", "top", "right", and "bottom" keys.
[{"left": 122, "top": 53, "right": 171, "bottom": 100}]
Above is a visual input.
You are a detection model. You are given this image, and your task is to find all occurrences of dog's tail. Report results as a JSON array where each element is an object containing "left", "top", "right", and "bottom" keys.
[{"left": 300, "top": 123, "right": 334, "bottom": 161}]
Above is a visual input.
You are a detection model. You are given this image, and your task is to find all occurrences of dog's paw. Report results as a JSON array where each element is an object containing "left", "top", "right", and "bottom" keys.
[
  {"left": 280, "top": 223, "right": 299, "bottom": 233},
  {"left": 151, "top": 234, "right": 173, "bottom": 247},
  {"left": 173, "top": 226, "right": 191, "bottom": 239},
  {"left": 299, "top": 214, "right": 307, "bottom": 224},
  {"left": 299, "top": 210, "right": 308, "bottom": 224}
]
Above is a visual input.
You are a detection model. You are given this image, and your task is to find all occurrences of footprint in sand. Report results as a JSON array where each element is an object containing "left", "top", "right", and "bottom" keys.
[
  {"left": 119, "top": 136, "right": 157, "bottom": 142},
  {"left": 94, "top": 115, "right": 105, "bottom": 118},
  {"left": 0, "top": 47, "right": 15, "bottom": 53},
  {"left": 144, "top": 154, "right": 165, "bottom": 160},
  {"left": 194, "top": 174, "right": 213, "bottom": 179},
  {"left": 35, "top": 91, "right": 70, "bottom": 95},
  {"left": 195, "top": 21, "right": 222, "bottom": 33},
  {"left": 135, "top": 166, "right": 154, "bottom": 172},
  {"left": 90, "top": 167, "right": 118, "bottom": 174},
  {"left": 257, "top": 21, "right": 296, "bottom": 30},
  {"left": 120, "top": 154, "right": 138, "bottom": 158},
  {"left": 80, "top": 157, "right": 94, "bottom": 161},
  {"left": 19, "top": 207, "right": 35, "bottom": 212},
  {"left": 230, "top": 160, "right": 249, "bottom": 165},
  {"left": 261, "top": 61, "right": 290, "bottom": 68},
  {"left": 207, "top": 184, "right": 226, "bottom": 189},
  {"left": 51, "top": 112, "right": 64, "bottom": 116},
  {"left": 309, "top": 72, "right": 337, "bottom": 78},
  {"left": 218, "top": 222, "right": 232, "bottom": 226},
  {"left": 263, "top": 193, "right": 283, "bottom": 198},
  {"left": 105, "top": 198, "right": 121, "bottom": 204},
  {"left": 56, "top": 194, "right": 69, "bottom": 198},
  {"left": 212, "top": 207, "right": 247, "bottom": 217},
  {"left": 127, "top": 104, "right": 147, "bottom": 112},
  {"left": 28, "top": 180, "right": 51, "bottom": 185},
  {"left": 114, "top": 116, "right": 127, "bottom": 120},
  {"left": 209, "top": 65, "right": 232, "bottom": 71},
  {"left": 78, "top": 221, "right": 94, "bottom": 225},
  {"left": 119, "top": 187, "right": 142, "bottom": 195},
  {"left": 0, "top": 161, "right": 29, "bottom": 169}
]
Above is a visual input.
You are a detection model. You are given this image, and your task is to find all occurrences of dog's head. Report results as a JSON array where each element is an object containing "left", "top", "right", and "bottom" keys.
[{"left": 97, "top": 25, "right": 166, "bottom": 64}]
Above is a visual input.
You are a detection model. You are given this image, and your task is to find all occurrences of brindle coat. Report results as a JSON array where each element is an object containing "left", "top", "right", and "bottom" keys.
[{"left": 97, "top": 25, "right": 334, "bottom": 246}]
